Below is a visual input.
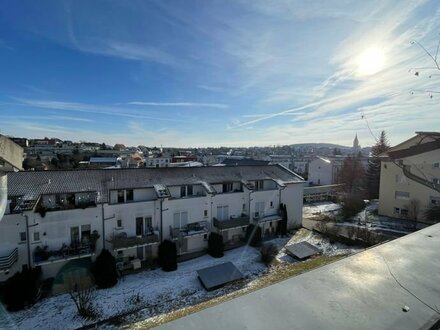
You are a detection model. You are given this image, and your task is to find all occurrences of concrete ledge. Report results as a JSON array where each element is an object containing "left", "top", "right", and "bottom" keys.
[
  {"left": 158, "top": 224, "right": 440, "bottom": 330},
  {"left": 0, "top": 136, "right": 23, "bottom": 171}
]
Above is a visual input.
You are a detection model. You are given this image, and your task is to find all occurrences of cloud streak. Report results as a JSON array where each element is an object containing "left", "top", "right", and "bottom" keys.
[{"left": 127, "top": 101, "right": 229, "bottom": 109}]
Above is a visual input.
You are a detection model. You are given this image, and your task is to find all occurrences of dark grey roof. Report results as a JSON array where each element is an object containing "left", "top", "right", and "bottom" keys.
[
  {"left": 197, "top": 262, "right": 243, "bottom": 291},
  {"left": 7, "top": 165, "right": 303, "bottom": 202},
  {"left": 222, "top": 158, "right": 270, "bottom": 166},
  {"left": 285, "top": 241, "right": 321, "bottom": 259}
]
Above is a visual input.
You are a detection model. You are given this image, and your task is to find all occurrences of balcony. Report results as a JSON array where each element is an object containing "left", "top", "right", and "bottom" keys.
[
  {"left": 170, "top": 221, "right": 209, "bottom": 239},
  {"left": 213, "top": 214, "right": 250, "bottom": 230},
  {"left": 110, "top": 232, "right": 160, "bottom": 250},
  {"left": 0, "top": 248, "right": 18, "bottom": 271},
  {"left": 33, "top": 242, "right": 95, "bottom": 266},
  {"left": 253, "top": 210, "right": 282, "bottom": 223}
]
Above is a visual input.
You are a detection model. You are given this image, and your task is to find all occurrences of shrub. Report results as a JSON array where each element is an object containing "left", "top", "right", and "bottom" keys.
[
  {"left": 93, "top": 249, "right": 118, "bottom": 288},
  {"left": 207, "top": 232, "right": 224, "bottom": 258},
  {"left": 260, "top": 243, "right": 278, "bottom": 266},
  {"left": 158, "top": 240, "right": 177, "bottom": 272},
  {"left": 2, "top": 267, "right": 41, "bottom": 311},
  {"left": 424, "top": 205, "right": 440, "bottom": 223},
  {"left": 341, "top": 196, "right": 365, "bottom": 219},
  {"left": 66, "top": 273, "right": 99, "bottom": 319},
  {"left": 245, "top": 224, "right": 262, "bottom": 247}
]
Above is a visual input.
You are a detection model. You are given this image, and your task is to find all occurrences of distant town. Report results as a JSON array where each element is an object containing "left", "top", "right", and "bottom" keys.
[{"left": 7, "top": 134, "right": 370, "bottom": 182}]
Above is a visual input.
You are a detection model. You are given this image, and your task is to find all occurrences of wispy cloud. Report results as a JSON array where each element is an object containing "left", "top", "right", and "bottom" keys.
[
  {"left": 13, "top": 98, "right": 192, "bottom": 124},
  {"left": 127, "top": 101, "right": 229, "bottom": 109}
]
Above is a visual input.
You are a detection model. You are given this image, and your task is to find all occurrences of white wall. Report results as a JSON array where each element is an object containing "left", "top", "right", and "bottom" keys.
[{"left": 281, "top": 183, "right": 303, "bottom": 229}]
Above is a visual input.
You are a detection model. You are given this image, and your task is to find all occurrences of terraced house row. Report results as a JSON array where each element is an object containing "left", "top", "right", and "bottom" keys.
[{"left": 0, "top": 165, "right": 304, "bottom": 281}]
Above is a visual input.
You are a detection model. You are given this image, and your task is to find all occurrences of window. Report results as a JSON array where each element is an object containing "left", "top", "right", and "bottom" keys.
[
  {"left": 255, "top": 202, "right": 265, "bottom": 218},
  {"left": 433, "top": 178, "right": 440, "bottom": 185},
  {"left": 204, "top": 210, "right": 208, "bottom": 217},
  {"left": 431, "top": 197, "right": 440, "bottom": 206},
  {"left": 180, "top": 185, "right": 193, "bottom": 197},
  {"left": 242, "top": 203, "right": 246, "bottom": 211},
  {"left": 71, "top": 227, "right": 80, "bottom": 245},
  {"left": 81, "top": 225, "right": 91, "bottom": 243},
  {"left": 222, "top": 183, "right": 233, "bottom": 193},
  {"left": 395, "top": 191, "right": 410, "bottom": 200},
  {"left": 180, "top": 186, "right": 186, "bottom": 197},
  {"left": 401, "top": 209, "right": 409, "bottom": 217},
  {"left": 117, "top": 190, "right": 125, "bottom": 203},
  {"left": 187, "top": 185, "right": 193, "bottom": 196},
  {"left": 216, "top": 205, "right": 229, "bottom": 220},
  {"left": 145, "top": 216, "right": 153, "bottom": 229},
  {"left": 395, "top": 174, "right": 407, "bottom": 184},
  {"left": 173, "top": 212, "right": 188, "bottom": 228},
  {"left": 433, "top": 162, "right": 440, "bottom": 168},
  {"left": 270, "top": 201, "right": 273, "bottom": 208},
  {"left": 33, "top": 232, "right": 40, "bottom": 242},
  {"left": 19, "top": 232, "right": 26, "bottom": 242},
  {"left": 136, "top": 217, "right": 144, "bottom": 236},
  {"left": 393, "top": 207, "right": 400, "bottom": 215},
  {"left": 126, "top": 189, "right": 134, "bottom": 202},
  {"left": 116, "top": 219, "right": 123, "bottom": 228},
  {"left": 255, "top": 180, "right": 264, "bottom": 190}
]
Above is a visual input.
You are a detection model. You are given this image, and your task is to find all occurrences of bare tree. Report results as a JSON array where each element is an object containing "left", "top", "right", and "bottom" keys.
[
  {"left": 65, "top": 271, "right": 98, "bottom": 319},
  {"left": 405, "top": 198, "right": 421, "bottom": 229}
]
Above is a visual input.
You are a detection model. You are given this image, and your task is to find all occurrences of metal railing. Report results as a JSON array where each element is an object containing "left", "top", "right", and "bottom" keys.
[
  {"left": 0, "top": 248, "right": 18, "bottom": 270},
  {"left": 170, "top": 221, "right": 209, "bottom": 239},
  {"left": 213, "top": 214, "right": 250, "bottom": 230},
  {"left": 110, "top": 233, "right": 160, "bottom": 250}
]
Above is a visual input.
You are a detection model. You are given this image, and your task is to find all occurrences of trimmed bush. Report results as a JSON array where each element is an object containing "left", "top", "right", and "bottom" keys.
[
  {"left": 245, "top": 224, "right": 262, "bottom": 247},
  {"left": 208, "top": 232, "right": 224, "bottom": 258},
  {"left": 2, "top": 267, "right": 41, "bottom": 311},
  {"left": 260, "top": 243, "right": 278, "bottom": 266},
  {"left": 93, "top": 249, "right": 118, "bottom": 288},
  {"left": 158, "top": 240, "right": 177, "bottom": 272},
  {"left": 341, "top": 196, "right": 365, "bottom": 219}
]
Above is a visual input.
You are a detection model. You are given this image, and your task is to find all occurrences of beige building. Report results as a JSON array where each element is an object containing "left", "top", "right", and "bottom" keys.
[{"left": 378, "top": 132, "right": 440, "bottom": 220}]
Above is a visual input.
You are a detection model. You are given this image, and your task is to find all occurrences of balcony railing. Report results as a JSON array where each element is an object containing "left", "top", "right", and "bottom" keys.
[
  {"left": 0, "top": 248, "right": 18, "bottom": 270},
  {"left": 170, "top": 221, "right": 209, "bottom": 239},
  {"left": 110, "top": 232, "right": 160, "bottom": 250},
  {"left": 213, "top": 214, "right": 250, "bottom": 230},
  {"left": 33, "top": 243, "right": 94, "bottom": 265},
  {"left": 253, "top": 210, "right": 282, "bottom": 222}
]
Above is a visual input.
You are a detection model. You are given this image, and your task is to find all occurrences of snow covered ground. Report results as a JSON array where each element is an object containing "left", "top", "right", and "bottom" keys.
[{"left": 10, "top": 230, "right": 362, "bottom": 330}]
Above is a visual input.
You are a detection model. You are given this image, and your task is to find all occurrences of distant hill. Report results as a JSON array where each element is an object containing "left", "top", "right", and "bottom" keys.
[{"left": 289, "top": 143, "right": 351, "bottom": 149}]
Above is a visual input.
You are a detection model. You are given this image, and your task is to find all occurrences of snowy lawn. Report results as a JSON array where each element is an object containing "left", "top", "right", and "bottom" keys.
[{"left": 11, "top": 231, "right": 362, "bottom": 330}]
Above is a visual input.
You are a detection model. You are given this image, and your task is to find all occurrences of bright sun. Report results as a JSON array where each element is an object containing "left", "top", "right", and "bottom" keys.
[{"left": 356, "top": 47, "right": 386, "bottom": 76}]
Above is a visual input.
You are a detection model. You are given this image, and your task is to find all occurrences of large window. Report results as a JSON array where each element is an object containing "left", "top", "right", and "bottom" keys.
[
  {"left": 173, "top": 212, "right": 188, "bottom": 228},
  {"left": 180, "top": 185, "right": 193, "bottom": 198},
  {"left": 395, "top": 191, "right": 410, "bottom": 200},
  {"left": 117, "top": 190, "right": 125, "bottom": 203},
  {"left": 255, "top": 202, "right": 265, "bottom": 218},
  {"left": 126, "top": 189, "right": 134, "bottom": 202},
  {"left": 216, "top": 205, "right": 229, "bottom": 220},
  {"left": 222, "top": 183, "right": 233, "bottom": 193}
]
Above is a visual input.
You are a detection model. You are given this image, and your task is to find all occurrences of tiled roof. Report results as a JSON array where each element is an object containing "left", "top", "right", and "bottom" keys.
[{"left": 7, "top": 165, "right": 303, "bottom": 203}]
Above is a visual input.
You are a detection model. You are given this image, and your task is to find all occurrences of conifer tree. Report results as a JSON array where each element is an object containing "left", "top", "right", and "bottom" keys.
[{"left": 366, "top": 131, "right": 390, "bottom": 199}]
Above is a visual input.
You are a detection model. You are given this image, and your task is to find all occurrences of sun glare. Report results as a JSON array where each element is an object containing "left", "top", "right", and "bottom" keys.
[{"left": 356, "top": 47, "right": 385, "bottom": 76}]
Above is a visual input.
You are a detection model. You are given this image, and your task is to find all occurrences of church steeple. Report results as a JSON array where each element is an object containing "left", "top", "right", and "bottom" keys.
[{"left": 352, "top": 133, "right": 361, "bottom": 154}]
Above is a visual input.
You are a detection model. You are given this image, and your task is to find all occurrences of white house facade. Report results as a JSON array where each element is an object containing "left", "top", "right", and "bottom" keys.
[{"left": 0, "top": 165, "right": 304, "bottom": 282}]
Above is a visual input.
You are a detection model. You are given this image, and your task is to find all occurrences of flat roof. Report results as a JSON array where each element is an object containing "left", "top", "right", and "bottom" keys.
[
  {"left": 158, "top": 224, "right": 440, "bottom": 330},
  {"left": 285, "top": 241, "right": 321, "bottom": 259},
  {"left": 197, "top": 262, "right": 244, "bottom": 291}
]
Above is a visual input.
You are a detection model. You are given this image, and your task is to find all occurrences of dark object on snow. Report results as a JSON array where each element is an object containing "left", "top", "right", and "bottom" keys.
[
  {"left": 158, "top": 240, "right": 177, "bottom": 272},
  {"left": 2, "top": 267, "right": 41, "bottom": 311},
  {"left": 197, "top": 262, "right": 243, "bottom": 291},
  {"left": 285, "top": 241, "right": 321, "bottom": 260},
  {"left": 278, "top": 203, "right": 288, "bottom": 236},
  {"left": 245, "top": 224, "right": 262, "bottom": 247},
  {"left": 260, "top": 243, "right": 278, "bottom": 266},
  {"left": 208, "top": 232, "right": 224, "bottom": 258},
  {"left": 93, "top": 249, "right": 118, "bottom": 288}
]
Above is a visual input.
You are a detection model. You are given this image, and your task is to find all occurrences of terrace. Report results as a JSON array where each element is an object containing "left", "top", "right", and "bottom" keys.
[
  {"left": 170, "top": 221, "right": 209, "bottom": 239},
  {"left": 110, "top": 232, "right": 160, "bottom": 250},
  {"left": 213, "top": 214, "right": 250, "bottom": 230}
]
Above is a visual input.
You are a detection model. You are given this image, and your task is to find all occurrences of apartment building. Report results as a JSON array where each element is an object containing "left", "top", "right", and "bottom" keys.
[
  {"left": 0, "top": 165, "right": 304, "bottom": 281},
  {"left": 378, "top": 132, "right": 440, "bottom": 220}
]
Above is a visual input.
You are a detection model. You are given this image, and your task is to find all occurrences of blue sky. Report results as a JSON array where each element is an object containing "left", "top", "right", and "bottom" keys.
[{"left": 0, "top": 0, "right": 439, "bottom": 147}]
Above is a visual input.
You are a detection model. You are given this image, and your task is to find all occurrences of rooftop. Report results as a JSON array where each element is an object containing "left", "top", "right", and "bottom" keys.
[
  {"left": 158, "top": 223, "right": 440, "bottom": 330},
  {"left": 7, "top": 165, "right": 303, "bottom": 204}
]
